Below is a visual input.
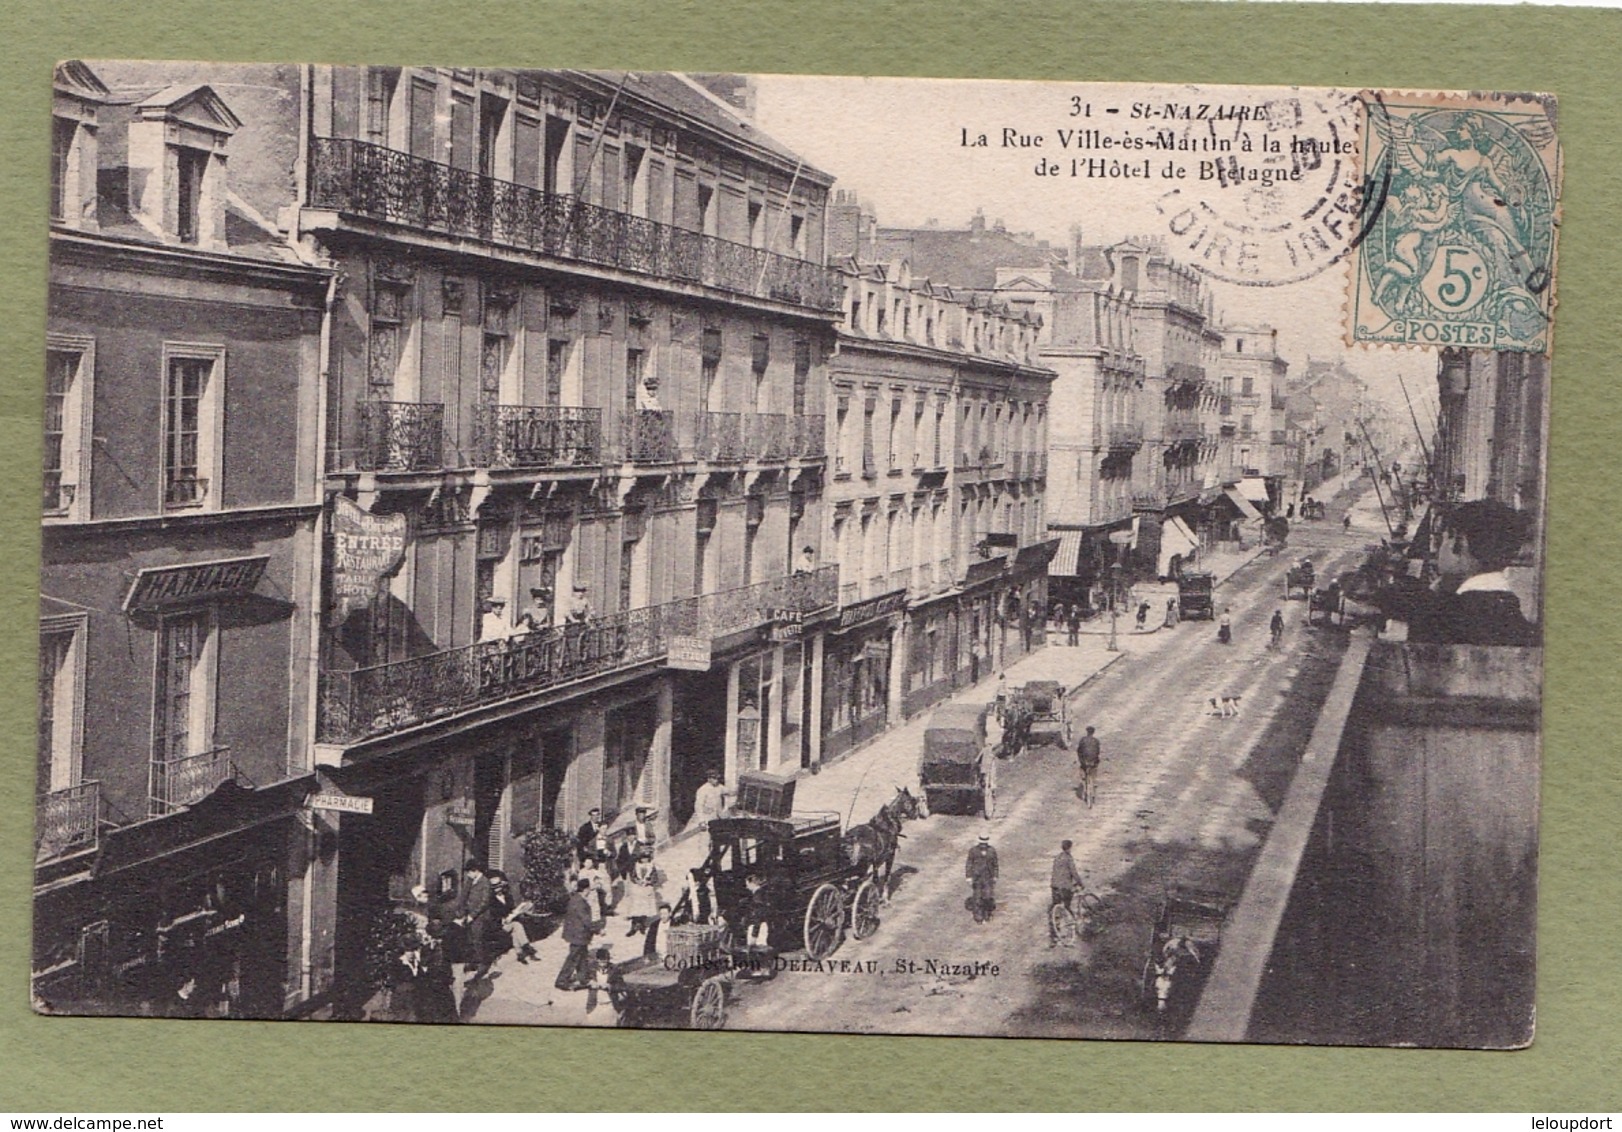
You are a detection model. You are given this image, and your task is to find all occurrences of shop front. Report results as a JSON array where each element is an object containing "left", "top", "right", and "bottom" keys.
[
  {"left": 821, "top": 588, "right": 907, "bottom": 762},
  {"left": 902, "top": 595, "right": 960, "bottom": 719}
]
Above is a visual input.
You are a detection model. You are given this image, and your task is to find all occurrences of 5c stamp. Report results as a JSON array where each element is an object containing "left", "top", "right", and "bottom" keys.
[{"left": 1352, "top": 91, "right": 1562, "bottom": 352}]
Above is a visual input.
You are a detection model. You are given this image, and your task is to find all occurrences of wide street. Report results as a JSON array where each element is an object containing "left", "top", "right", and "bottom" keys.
[{"left": 719, "top": 488, "right": 1378, "bottom": 1039}]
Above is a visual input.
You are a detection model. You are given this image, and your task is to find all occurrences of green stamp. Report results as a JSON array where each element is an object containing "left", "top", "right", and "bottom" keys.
[{"left": 1352, "top": 91, "right": 1561, "bottom": 353}]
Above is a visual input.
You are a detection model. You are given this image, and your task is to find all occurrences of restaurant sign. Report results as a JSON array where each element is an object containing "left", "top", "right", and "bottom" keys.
[
  {"left": 123, "top": 555, "right": 269, "bottom": 612},
  {"left": 836, "top": 589, "right": 907, "bottom": 631},
  {"left": 331, "top": 496, "right": 408, "bottom": 620}
]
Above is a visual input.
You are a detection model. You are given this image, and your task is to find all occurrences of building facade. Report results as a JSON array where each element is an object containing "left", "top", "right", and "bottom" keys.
[{"left": 36, "top": 62, "right": 330, "bottom": 1018}]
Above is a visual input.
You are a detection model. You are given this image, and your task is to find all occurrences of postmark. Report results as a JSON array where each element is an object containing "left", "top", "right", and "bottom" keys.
[
  {"left": 1152, "top": 88, "right": 1374, "bottom": 287},
  {"left": 1351, "top": 91, "right": 1561, "bottom": 352}
]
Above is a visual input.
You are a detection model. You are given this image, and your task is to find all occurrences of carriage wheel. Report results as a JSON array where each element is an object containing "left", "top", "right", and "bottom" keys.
[
  {"left": 851, "top": 879, "right": 882, "bottom": 941},
  {"left": 1141, "top": 957, "right": 1159, "bottom": 1007},
  {"left": 1049, "top": 902, "right": 1079, "bottom": 948},
  {"left": 689, "top": 974, "right": 729, "bottom": 1030},
  {"left": 1077, "top": 892, "right": 1106, "bottom": 936},
  {"left": 803, "top": 883, "right": 846, "bottom": 960},
  {"left": 981, "top": 780, "right": 997, "bottom": 820}
]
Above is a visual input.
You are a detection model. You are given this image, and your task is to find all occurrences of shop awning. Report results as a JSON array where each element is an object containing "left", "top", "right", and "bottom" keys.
[
  {"left": 1223, "top": 487, "right": 1264, "bottom": 522},
  {"left": 1049, "top": 531, "right": 1085, "bottom": 576},
  {"left": 1238, "top": 477, "right": 1271, "bottom": 505},
  {"left": 1158, "top": 516, "right": 1200, "bottom": 577}
]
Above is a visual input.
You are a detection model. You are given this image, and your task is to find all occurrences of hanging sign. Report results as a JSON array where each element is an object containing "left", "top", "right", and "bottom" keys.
[
  {"left": 667, "top": 636, "right": 713, "bottom": 671},
  {"left": 123, "top": 556, "right": 269, "bottom": 612},
  {"left": 330, "top": 496, "right": 408, "bottom": 620}
]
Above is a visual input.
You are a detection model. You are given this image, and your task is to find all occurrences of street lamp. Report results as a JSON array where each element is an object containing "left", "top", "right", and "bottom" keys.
[{"left": 1107, "top": 563, "right": 1122, "bottom": 652}]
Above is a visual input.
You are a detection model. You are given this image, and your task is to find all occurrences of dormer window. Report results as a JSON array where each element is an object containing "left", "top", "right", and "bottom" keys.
[
  {"left": 51, "top": 61, "right": 107, "bottom": 231},
  {"left": 124, "top": 83, "right": 241, "bottom": 249}
]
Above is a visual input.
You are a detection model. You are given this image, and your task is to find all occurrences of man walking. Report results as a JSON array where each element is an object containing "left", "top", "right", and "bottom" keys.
[
  {"left": 555, "top": 878, "right": 597, "bottom": 991},
  {"left": 458, "top": 861, "right": 494, "bottom": 983},
  {"left": 1076, "top": 725, "right": 1101, "bottom": 804},
  {"left": 1050, "top": 840, "right": 1085, "bottom": 944},
  {"left": 965, "top": 834, "right": 999, "bottom": 924},
  {"left": 1067, "top": 602, "right": 1082, "bottom": 647},
  {"left": 1270, "top": 608, "right": 1286, "bottom": 649}
]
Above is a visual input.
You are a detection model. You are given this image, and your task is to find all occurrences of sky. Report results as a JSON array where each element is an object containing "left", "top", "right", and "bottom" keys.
[{"left": 750, "top": 74, "right": 1438, "bottom": 427}]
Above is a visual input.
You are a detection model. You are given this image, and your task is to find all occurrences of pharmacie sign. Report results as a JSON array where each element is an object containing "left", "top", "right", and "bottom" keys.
[
  {"left": 124, "top": 555, "right": 269, "bottom": 611},
  {"left": 837, "top": 589, "right": 907, "bottom": 630}
]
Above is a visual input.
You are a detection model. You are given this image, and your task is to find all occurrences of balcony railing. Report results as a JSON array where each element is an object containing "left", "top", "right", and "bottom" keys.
[
  {"left": 695, "top": 412, "right": 748, "bottom": 462},
  {"left": 1108, "top": 423, "right": 1145, "bottom": 449},
  {"left": 356, "top": 400, "right": 446, "bottom": 472},
  {"left": 1166, "top": 362, "right": 1207, "bottom": 386},
  {"left": 473, "top": 404, "right": 602, "bottom": 469},
  {"left": 164, "top": 476, "right": 210, "bottom": 508},
  {"left": 150, "top": 747, "right": 235, "bottom": 816},
  {"left": 668, "top": 565, "right": 839, "bottom": 639},
  {"left": 617, "top": 410, "right": 678, "bottom": 463},
  {"left": 319, "top": 607, "right": 669, "bottom": 745},
  {"left": 36, "top": 781, "right": 99, "bottom": 860},
  {"left": 1271, "top": 429, "right": 1289, "bottom": 444},
  {"left": 1165, "top": 420, "right": 1204, "bottom": 444},
  {"left": 308, "top": 138, "right": 844, "bottom": 312}
]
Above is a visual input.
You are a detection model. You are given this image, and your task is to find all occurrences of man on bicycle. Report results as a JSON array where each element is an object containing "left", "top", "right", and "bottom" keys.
[
  {"left": 1076, "top": 725, "right": 1101, "bottom": 801},
  {"left": 1270, "top": 608, "right": 1285, "bottom": 648},
  {"left": 1050, "top": 840, "right": 1084, "bottom": 944}
]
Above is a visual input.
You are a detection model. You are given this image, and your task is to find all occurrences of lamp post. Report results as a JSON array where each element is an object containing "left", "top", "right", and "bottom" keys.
[{"left": 1107, "top": 563, "right": 1122, "bottom": 652}]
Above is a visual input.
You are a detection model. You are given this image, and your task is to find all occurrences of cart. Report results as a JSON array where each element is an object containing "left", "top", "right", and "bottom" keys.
[
  {"left": 1309, "top": 583, "right": 1345, "bottom": 626},
  {"left": 1284, "top": 559, "right": 1316, "bottom": 601},
  {"left": 1011, "top": 680, "right": 1069, "bottom": 748},
  {"left": 1140, "top": 885, "right": 1230, "bottom": 1016},
  {"left": 604, "top": 921, "right": 740, "bottom": 1029},
  {"left": 1177, "top": 572, "right": 1215, "bottom": 620},
  {"left": 919, "top": 702, "right": 996, "bottom": 819}
]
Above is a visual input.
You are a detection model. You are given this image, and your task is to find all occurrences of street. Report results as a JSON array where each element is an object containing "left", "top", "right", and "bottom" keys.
[{"left": 720, "top": 490, "right": 1377, "bottom": 1039}]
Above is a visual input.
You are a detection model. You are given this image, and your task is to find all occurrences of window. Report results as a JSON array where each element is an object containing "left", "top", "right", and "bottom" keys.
[
  {"left": 862, "top": 399, "right": 876, "bottom": 477},
  {"left": 697, "top": 183, "right": 717, "bottom": 237},
  {"left": 792, "top": 340, "right": 810, "bottom": 417},
  {"left": 747, "top": 200, "right": 764, "bottom": 248},
  {"left": 789, "top": 214, "right": 805, "bottom": 256},
  {"left": 850, "top": 295, "right": 862, "bottom": 333},
  {"left": 701, "top": 328, "right": 722, "bottom": 411},
  {"left": 50, "top": 117, "right": 75, "bottom": 222},
  {"left": 153, "top": 609, "right": 217, "bottom": 798},
  {"left": 38, "top": 619, "right": 85, "bottom": 795},
  {"left": 621, "top": 144, "right": 645, "bottom": 215},
  {"left": 370, "top": 284, "right": 408, "bottom": 395},
  {"left": 545, "top": 338, "right": 568, "bottom": 407},
  {"left": 543, "top": 115, "right": 570, "bottom": 196},
  {"left": 43, "top": 340, "right": 91, "bottom": 517},
  {"left": 933, "top": 403, "right": 944, "bottom": 467},
  {"left": 365, "top": 68, "right": 398, "bottom": 145},
  {"left": 743, "top": 495, "right": 764, "bottom": 584},
  {"left": 695, "top": 498, "right": 717, "bottom": 593},
  {"left": 889, "top": 399, "right": 901, "bottom": 469},
  {"left": 175, "top": 147, "right": 208, "bottom": 244},
  {"left": 478, "top": 94, "right": 507, "bottom": 179},
  {"left": 163, "top": 347, "right": 223, "bottom": 510},
  {"left": 1242, "top": 375, "right": 1255, "bottom": 396},
  {"left": 481, "top": 297, "right": 511, "bottom": 408},
  {"left": 751, "top": 334, "right": 770, "bottom": 412}
]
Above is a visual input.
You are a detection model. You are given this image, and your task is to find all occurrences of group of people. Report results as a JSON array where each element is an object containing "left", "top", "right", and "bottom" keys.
[
  {"left": 396, "top": 860, "right": 536, "bottom": 1023},
  {"left": 479, "top": 584, "right": 594, "bottom": 643}
]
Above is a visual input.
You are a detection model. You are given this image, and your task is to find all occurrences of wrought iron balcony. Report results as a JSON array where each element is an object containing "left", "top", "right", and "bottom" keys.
[
  {"left": 319, "top": 606, "right": 669, "bottom": 745},
  {"left": 308, "top": 138, "right": 844, "bottom": 312},
  {"left": 695, "top": 412, "right": 748, "bottom": 462},
  {"left": 473, "top": 404, "right": 602, "bottom": 469},
  {"left": 43, "top": 476, "right": 76, "bottom": 514},
  {"left": 1108, "top": 423, "right": 1145, "bottom": 450},
  {"left": 356, "top": 400, "right": 446, "bottom": 472},
  {"left": 667, "top": 565, "right": 839, "bottom": 640},
  {"left": 617, "top": 410, "right": 678, "bottom": 464},
  {"left": 150, "top": 747, "right": 235, "bottom": 816},
  {"left": 1272, "top": 429, "right": 1289, "bottom": 444},
  {"left": 36, "top": 780, "right": 99, "bottom": 860},
  {"left": 1165, "top": 420, "right": 1205, "bottom": 444},
  {"left": 1166, "top": 362, "right": 1207, "bottom": 386}
]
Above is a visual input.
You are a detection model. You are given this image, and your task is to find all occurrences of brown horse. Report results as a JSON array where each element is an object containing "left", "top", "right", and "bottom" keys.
[{"left": 843, "top": 786, "right": 925, "bottom": 899}]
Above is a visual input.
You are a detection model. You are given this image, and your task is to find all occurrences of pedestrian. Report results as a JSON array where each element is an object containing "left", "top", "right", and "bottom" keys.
[
  {"left": 457, "top": 861, "right": 494, "bottom": 982},
  {"left": 645, "top": 903, "right": 675, "bottom": 963},
  {"left": 671, "top": 866, "right": 716, "bottom": 925},
  {"left": 578, "top": 854, "right": 611, "bottom": 920},
  {"left": 965, "top": 835, "right": 999, "bottom": 923},
  {"left": 1343, "top": 513, "right": 1352, "bottom": 532},
  {"left": 1218, "top": 607, "right": 1232, "bottom": 645},
  {"left": 1136, "top": 600, "right": 1150, "bottom": 631},
  {"left": 742, "top": 873, "right": 773, "bottom": 952},
  {"left": 621, "top": 854, "right": 662, "bottom": 938},
  {"left": 1067, "top": 602, "right": 1082, "bottom": 646},
  {"left": 554, "top": 877, "right": 597, "bottom": 991},
  {"left": 691, "top": 771, "right": 729, "bottom": 833},
  {"left": 575, "top": 807, "right": 609, "bottom": 870},
  {"left": 430, "top": 868, "right": 464, "bottom": 970},
  {"left": 1270, "top": 608, "right": 1285, "bottom": 648},
  {"left": 1051, "top": 601, "right": 1067, "bottom": 639},
  {"left": 1165, "top": 595, "right": 1178, "bottom": 628},
  {"left": 566, "top": 583, "right": 593, "bottom": 624},
  {"left": 1076, "top": 725, "right": 1101, "bottom": 801},
  {"left": 479, "top": 597, "right": 514, "bottom": 642},
  {"left": 1050, "top": 840, "right": 1085, "bottom": 944},
  {"left": 408, "top": 884, "right": 458, "bottom": 1023}
]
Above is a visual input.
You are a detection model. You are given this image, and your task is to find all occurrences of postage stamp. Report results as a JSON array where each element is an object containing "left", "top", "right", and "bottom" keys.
[{"left": 1351, "top": 91, "right": 1562, "bottom": 352}]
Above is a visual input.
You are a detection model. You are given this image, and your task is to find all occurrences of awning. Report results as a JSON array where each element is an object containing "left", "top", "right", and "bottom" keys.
[
  {"left": 1223, "top": 487, "right": 1264, "bottom": 523},
  {"left": 1157, "top": 517, "right": 1200, "bottom": 577},
  {"left": 1049, "top": 531, "right": 1085, "bottom": 576},
  {"left": 1238, "top": 477, "right": 1271, "bottom": 505}
]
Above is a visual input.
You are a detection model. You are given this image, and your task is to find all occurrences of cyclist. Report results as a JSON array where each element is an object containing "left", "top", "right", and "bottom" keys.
[
  {"left": 1269, "top": 608, "right": 1285, "bottom": 649},
  {"left": 1049, "top": 840, "right": 1085, "bottom": 945},
  {"left": 1076, "top": 725, "right": 1101, "bottom": 804}
]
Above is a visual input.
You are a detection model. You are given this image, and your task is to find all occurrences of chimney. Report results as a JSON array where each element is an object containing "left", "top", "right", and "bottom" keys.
[
  {"left": 826, "top": 191, "right": 863, "bottom": 260},
  {"left": 969, "top": 208, "right": 986, "bottom": 234},
  {"left": 1070, "top": 223, "right": 1085, "bottom": 271},
  {"left": 688, "top": 73, "right": 758, "bottom": 117}
]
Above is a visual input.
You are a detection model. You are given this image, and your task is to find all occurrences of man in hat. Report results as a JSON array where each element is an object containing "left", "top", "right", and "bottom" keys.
[
  {"left": 965, "top": 834, "right": 999, "bottom": 924},
  {"left": 575, "top": 807, "right": 609, "bottom": 871},
  {"left": 479, "top": 596, "right": 514, "bottom": 642},
  {"left": 554, "top": 878, "right": 597, "bottom": 992},
  {"left": 566, "top": 584, "right": 593, "bottom": 625},
  {"left": 520, "top": 586, "right": 553, "bottom": 633}
]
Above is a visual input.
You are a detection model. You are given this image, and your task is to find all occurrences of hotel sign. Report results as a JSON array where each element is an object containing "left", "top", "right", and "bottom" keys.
[
  {"left": 667, "top": 635, "right": 713, "bottom": 671},
  {"left": 123, "top": 555, "right": 269, "bottom": 612},
  {"left": 331, "top": 497, "right": 408, "bottom": 619}
]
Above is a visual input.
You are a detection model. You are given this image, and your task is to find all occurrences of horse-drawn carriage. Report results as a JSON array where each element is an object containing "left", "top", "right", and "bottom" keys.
[
  {"left": 920, "top": 702, "right": 997, "bottom": 819},
  {"left": 1008, "top": 680, "right": 1069, "bottom": 749},
  {"left": 1177, "top": 572, "right": 1215, "bottom": 621},
  {"left": 1284, "top": 559, "right": 1316, "bottom": 601},
  {"left": 1141, "top": 885, "right": 1231, "bottom": 1017}
]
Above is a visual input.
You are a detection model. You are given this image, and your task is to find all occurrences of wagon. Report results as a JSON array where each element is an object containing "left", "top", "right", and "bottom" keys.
[
  {"left": 1284, "top": 559, "right": 1316, "bottom": 600},
  {"left": 1140, "top": 884, "right": 1230, "bottom": 1016},
  {"left": 603, "top": 921, "right": 741, "bottom": 1029},
  {"left": 1177, "top": 572, "right": 1215, "bottom": 620},
  {"left": 919, "top": 702, "right": 996, "bottom": 819},
  {"left": 1011, "top": 680, "right": 1069, "bottom": 748},
  {"left": 1309, "top": 584, "right": 1345, "bottom": 626}
]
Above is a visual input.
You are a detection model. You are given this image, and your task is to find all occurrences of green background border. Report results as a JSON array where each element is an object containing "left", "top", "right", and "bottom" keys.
[{"left": 2, "top": 0, "right": 1618, "bottom": 1111}]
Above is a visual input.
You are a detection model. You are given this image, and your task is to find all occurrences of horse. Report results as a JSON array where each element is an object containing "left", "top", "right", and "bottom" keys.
[{"left": 843, "top": 786, "right": 925, "bottom": 899}]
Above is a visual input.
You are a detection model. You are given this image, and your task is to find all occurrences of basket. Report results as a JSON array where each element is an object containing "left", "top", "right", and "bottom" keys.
[{"left": 666, "top": 922, "right": 730, "bottom": 963}]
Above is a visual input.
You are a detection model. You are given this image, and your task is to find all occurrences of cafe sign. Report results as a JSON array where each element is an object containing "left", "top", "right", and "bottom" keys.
[
  {"left": 124, "top": 555, "right": 269, "bottom": 612},
  {"left": 769, "top": 608, "right": 804, "bottom": 642}
]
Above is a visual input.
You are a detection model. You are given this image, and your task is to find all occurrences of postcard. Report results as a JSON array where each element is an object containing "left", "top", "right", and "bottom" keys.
[{"left": 34, "top": 63, "right": 1553, "bottom": 1048}]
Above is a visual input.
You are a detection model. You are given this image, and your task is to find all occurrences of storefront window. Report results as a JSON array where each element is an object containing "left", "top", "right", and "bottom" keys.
[{"left": 779, "top": 642, "right": 803, "bottom": 768}]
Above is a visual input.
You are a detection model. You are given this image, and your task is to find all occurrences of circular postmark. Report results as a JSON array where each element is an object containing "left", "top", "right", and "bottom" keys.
[{"left": 1151, "top": 89, "right": 1381, "bottom": 287}]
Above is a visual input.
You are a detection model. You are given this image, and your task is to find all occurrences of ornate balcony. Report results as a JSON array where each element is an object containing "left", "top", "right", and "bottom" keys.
[
  {"left": 1108, "top": 423, "right": 1145, "bottom": 450},
  {"left": 1165, "top": 420, "right": 1204, "bottom": 444},
  {"left": 356, "top": 400, "right": 446, "bottom": 472},
  {"left": 695, "top": 412, "right": 748, "bottom": 462},
  {"left": 150, "top": 747, "right": 235, "bottom": 816},
  {"left": 617, "top": 410, "right": 677, "bottom": 464},
  {"left": 473, "top": 404, "right": 602, "bottom": 469},
  {"left": 36, "top": 781, "right": 99, "bottom": 860},
  {"left": 668, "top": 565, "right": 839, "bottom": 640},
  {"left": 308, "top": 138, "right": 844, "bottom": 312},
  {"left": 319, "top": 606, "right": 669, "bottom": 745},
  {"left": 1166, "top": 362, "right": 1207, "bottom": 386}
]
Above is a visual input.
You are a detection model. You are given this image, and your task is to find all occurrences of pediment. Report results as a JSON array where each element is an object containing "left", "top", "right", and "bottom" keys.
[
  {"left": 54, "top": 60, "right": 109, "bottom": 101},
  {"left": 136, "top": 83, "right": 242, "bottom": 135}
]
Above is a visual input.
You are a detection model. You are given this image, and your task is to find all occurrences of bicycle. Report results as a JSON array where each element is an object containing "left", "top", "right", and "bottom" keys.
[
  {"left": 1077, "top": 759, "right": 1098, "bottom": 807},
  {"left": 1049, "top": 890, "right": 1106, "bottom": 948}
]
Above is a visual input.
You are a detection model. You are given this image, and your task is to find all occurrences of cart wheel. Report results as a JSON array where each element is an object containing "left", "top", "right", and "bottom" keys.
[
  {"left": 1141, "top": 957, "right": 1158, "bottom": 1007},
  {"left": 689, "top": 974, "right": 729, "bottom": 1030},
  {"left": 851, "top": 879, "right": 882, "bottom": 941},
  {"left": 1049, "top": 902, "right": 1079, "bottom": 948},
  {"left": 803, "top": 883, "right": 846, "bottom": 960},
  {"left": 981, "top": 780, "right": 997, "bottom": 820}
]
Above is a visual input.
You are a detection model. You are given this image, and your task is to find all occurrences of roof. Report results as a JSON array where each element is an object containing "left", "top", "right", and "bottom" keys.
[
  {"left": 927, "top": 702, "right": 989, "bottom": 731},
  {"left": 71, "top": 192, "right": 307, "bottom": 268},
  {"left": 708, "top": 812, "right": 842, "bottom": 840}
]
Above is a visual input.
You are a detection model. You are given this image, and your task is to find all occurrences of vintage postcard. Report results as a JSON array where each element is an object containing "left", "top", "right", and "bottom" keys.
[{"left": 34, "top": 64, "right": 1553, "bottom": 1049}]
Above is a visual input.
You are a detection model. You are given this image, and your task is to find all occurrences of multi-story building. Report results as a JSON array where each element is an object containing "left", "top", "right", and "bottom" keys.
[
  {"left": 36, "top": 62, "right": 331, "bottom": 1017},
  {"left": 294, "top": 67, "right": 844, "bottom": 1008},
  {"left": 1215, "top": 324, "right": 1291, "bottom": 516},
  {"left": 825, "top": 254, "right": 1053, "bottom": 751}
]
